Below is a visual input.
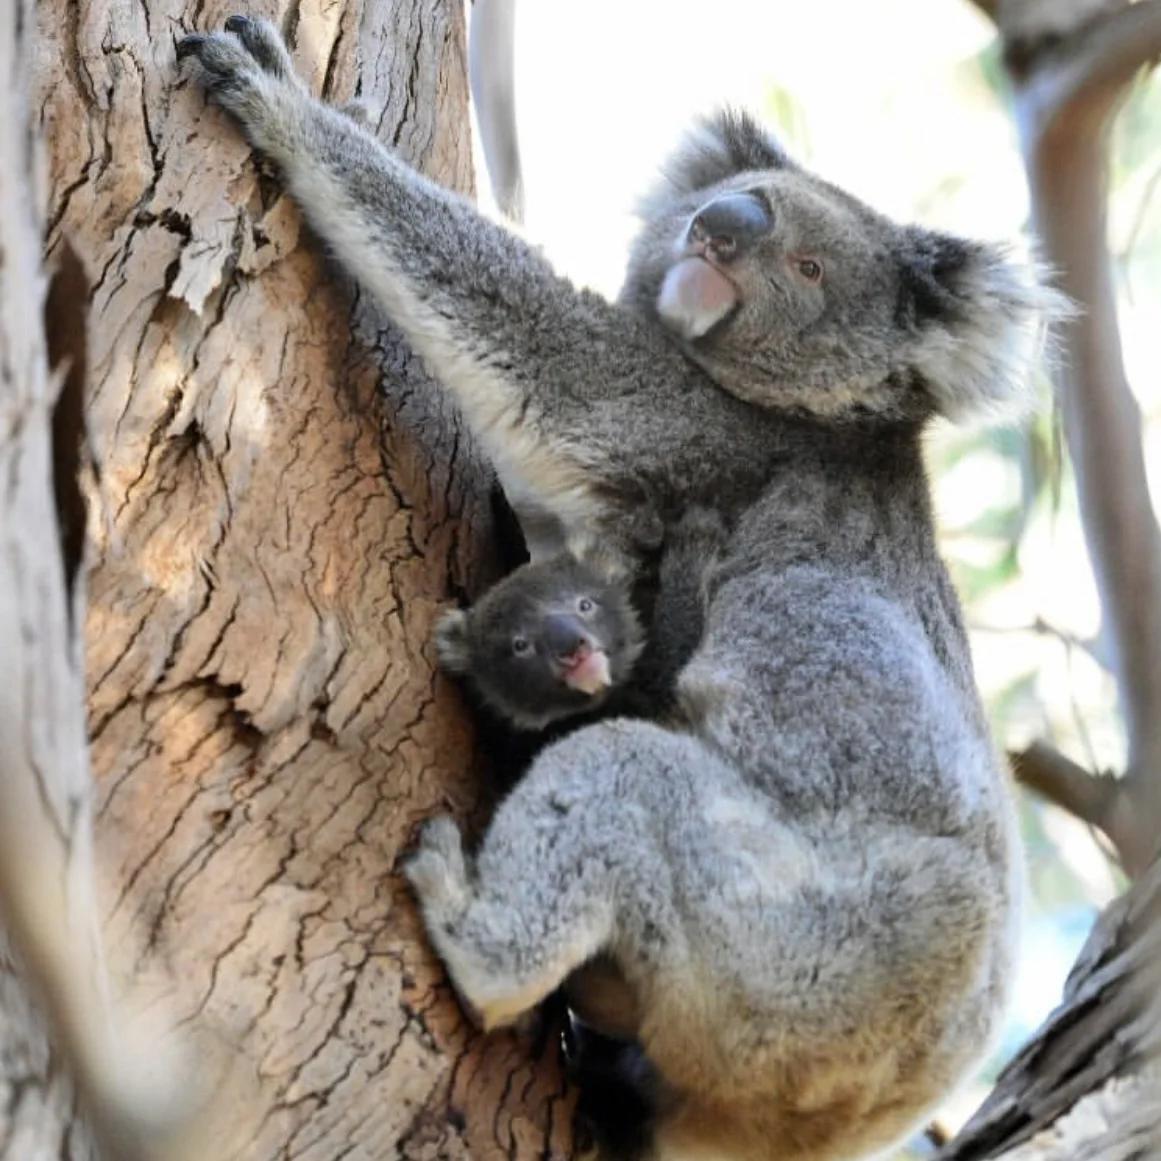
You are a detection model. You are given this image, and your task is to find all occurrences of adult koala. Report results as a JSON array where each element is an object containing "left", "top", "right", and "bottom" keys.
[{"left": 177, "top": 19, "right": 1053, "bottom": 1161}]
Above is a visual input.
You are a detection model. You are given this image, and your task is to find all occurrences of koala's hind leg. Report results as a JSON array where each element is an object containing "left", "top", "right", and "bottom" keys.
[
  {"left": 405, "top": 718, "right": 689, "bottom": 1033},
  {"left": 405, "top": 810, "right": 617, "bottom": 1032}
]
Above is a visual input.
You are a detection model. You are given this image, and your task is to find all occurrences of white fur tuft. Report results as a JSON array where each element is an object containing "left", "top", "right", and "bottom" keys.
[{"left": 913, "top": 248, "right": 1073, "bottom": 422}]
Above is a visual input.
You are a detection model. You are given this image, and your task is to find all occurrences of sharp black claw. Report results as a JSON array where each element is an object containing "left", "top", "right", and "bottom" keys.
[
  {"left": 175, "top": 34, "right": 205, "bottom": 62},
  {"left": 223, "top": 14, "right": 250, "bottom": 34}
]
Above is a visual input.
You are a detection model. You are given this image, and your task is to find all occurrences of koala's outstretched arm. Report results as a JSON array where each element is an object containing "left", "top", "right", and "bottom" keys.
[{"left": 176, "top": 18, "right": 671, "bottom": 554}]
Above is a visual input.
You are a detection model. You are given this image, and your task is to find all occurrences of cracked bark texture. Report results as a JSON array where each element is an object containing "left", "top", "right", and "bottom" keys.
[{"left": 32, "top": 1, "right": 575, "bottom": 1157}]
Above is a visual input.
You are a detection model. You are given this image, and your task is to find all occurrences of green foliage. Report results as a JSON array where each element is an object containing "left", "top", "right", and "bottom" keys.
[{"left": 761, "top": 81, "right": 810, "bottom": 158}]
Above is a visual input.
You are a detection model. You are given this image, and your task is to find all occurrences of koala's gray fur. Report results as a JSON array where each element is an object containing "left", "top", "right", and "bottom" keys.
[{"left": 177, "top": 19, "right": 1056, "bottom": 1160}]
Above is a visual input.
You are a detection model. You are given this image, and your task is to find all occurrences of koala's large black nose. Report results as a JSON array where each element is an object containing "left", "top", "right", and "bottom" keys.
[
  {"left": 543, "top": 614, "right": 588, "bottom": 659},
  {"left": 688, "top": 192, "right": 773, "bottom": 261}
]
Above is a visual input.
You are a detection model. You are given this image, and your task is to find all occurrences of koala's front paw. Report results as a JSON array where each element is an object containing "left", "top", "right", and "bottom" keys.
[
  {"left": 221, "top": 15, "right": 296, "bottom": 79},
  {"left": 176, "top": 16, "right": 304, "bottom": 139},
  {"left": 403, "top": 814, "right": 471, "bottom": 922}
]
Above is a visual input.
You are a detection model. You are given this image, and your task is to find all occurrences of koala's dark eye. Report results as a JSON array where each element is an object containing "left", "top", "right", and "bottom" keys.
[
  {"left": 796, "top": 258, "right": 824, "bottom": 283},
  {"left": 577, "top": 596, "right": 596, "bottom": 615},
  {"left": 512, "top": 636, "right": 531, "bottom": 656}
]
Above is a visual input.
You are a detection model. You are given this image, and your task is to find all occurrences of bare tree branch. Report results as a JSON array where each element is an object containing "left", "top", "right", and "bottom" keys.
[
  {"left": 967, "top": 0, "right": 1000, "bottom": 19},
  {"left": 943, "top": 1, "right": 1161, "bottom": 1151},
  {"left": 966, "top": 0, "right": 1161, "bottom": 873},
  {"left": 1005, "top": 742, "right": 1161, "bottom": 876},
  {"left": 1019, "top": 0, "right": 1161, "bottom": 133},
  {"left": 1010, "top": 742, "right": 1119, "bottom": 829},
  {"left": 470, "top": 0, "right": 524, "bottom": 221}
]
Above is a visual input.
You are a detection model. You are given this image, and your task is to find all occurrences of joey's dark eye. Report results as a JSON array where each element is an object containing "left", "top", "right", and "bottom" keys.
[
  {"left": 577, "top": 597, "right": 596, "bottom": 615},
  {"left": 796, "top": 258, "right": 823, "bottom": 283},
  {"left": 512, "top": 636, "right": 531, "bottom": 656}
]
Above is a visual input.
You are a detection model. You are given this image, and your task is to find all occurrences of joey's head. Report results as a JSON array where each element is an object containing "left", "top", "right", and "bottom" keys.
[
  {"left": 435, "top": 555, "right": 644, "bottom": 731},
  {"left": 622, "top": 109, "right": 1062, "bottom": 422}
]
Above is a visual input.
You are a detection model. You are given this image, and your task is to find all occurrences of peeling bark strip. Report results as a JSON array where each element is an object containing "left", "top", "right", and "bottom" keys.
[
  {"left": 3, "top": 2, "right": 214, "bottom": 1156},
  {"left": 34, "top": 1, "right": 574, "bottom": 1157},
  {"left": 0, "top": 0, "right": 100, "bottom": 1152},
  {"left": 1, "top": 1, "right": 101, "bottom": 1156}
]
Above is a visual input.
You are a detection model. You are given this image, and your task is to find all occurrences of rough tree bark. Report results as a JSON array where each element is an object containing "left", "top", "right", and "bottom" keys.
[
  {"left": 2, "top": 3, "right": 200, "bottom": 1154},
  {"left": 32, "top": 1, "right": 575, "bottom": 1157}
]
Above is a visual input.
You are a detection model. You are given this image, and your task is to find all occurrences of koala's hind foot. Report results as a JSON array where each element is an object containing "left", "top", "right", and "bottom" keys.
[
  {"left": 404, "top": 815, "right": 471, "bottom": 922},
  {"left": 405, "top": 814, "right": 609, "bottom": 1032}
]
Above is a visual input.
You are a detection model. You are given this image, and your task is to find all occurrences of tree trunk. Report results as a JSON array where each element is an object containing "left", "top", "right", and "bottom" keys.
[{"left": 31, "top": 1, "right": 575, "bottom": 1156}]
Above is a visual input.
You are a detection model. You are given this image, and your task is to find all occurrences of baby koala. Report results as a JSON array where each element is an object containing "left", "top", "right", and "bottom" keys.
[{"left": 435, "top": 553, "right": 644, "bottom": 731}]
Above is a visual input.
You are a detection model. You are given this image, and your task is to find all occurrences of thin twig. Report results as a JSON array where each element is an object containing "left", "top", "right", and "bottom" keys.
[{"left": 963, "top": 0, "right": 999, "bottom": 21}]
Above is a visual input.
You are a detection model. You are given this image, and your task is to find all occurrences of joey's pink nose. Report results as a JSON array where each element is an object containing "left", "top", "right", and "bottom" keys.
[{"left": 544, "top": 613, "right": 589, "bottom": 660}]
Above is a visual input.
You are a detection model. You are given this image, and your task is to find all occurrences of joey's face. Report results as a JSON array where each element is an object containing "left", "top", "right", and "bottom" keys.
[{"left": 437, "top": 557, "right": 644, "bottom": 731}]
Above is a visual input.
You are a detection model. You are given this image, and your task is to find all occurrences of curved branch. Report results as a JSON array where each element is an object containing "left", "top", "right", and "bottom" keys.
[
  {"left": 1021, "top": 0, "right": 1161, "bottom": 138},
  {"left": 469, "top": 0, "right": 524, "bottom": 222},
  {"left": 994, "top": 0, "right": 1161, "bottom": 868}
]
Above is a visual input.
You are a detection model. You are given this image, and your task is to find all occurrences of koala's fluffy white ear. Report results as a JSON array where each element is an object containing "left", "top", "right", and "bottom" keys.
[
  {"left": 434, "top": 609, "right": 472, "bottom": 673},
  {"left": 639, "top": 108, "right": 793, "bottom": 216},
  {"left": 901, "top": 229, "right": 1071, "bottom": 421}
]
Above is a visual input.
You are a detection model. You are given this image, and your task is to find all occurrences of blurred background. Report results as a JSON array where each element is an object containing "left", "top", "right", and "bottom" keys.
[{"left": 472, "top": 0, "right": 1160, "bottom": 1146}]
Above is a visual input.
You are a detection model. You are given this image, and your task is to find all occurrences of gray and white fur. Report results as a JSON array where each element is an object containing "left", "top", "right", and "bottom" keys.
[{"left": 177, "top": 20, "right": 1054, "bottom": 1160}]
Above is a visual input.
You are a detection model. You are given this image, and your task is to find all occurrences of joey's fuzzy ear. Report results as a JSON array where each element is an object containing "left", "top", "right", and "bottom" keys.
[
  {"left": 899, "top": 227, "right": 1070, "bottom": 420},
  {"left": 434, "top": 609, "right": 472, "bottom": 674},
  {"left": 638, "top": 108, "right": 793, "bottom": 216}
]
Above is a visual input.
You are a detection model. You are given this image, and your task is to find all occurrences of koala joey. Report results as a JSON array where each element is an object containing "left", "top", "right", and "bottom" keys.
[
  {"left": 178, "top": 20, "right": 1059, "bottom": 1161},
  {"left": 436, "top": 507, "right": 727, "bottom": 732},
  {"left": 435, "top": 553, "right": 644, "bottom": 731}
]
